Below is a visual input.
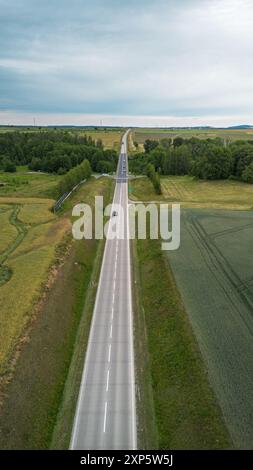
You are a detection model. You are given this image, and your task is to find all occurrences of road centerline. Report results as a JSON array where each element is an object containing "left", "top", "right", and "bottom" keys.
[{"left": 103, "top": 401, "right": 107, "bottom": 433}]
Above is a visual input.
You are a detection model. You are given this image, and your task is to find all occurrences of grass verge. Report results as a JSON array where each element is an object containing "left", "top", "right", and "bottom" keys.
[
  {"left": 134, "top": 235, "right": 232, "bottom": 449},
  {"left": 131, "top": 239, "right": 158, "bottom": 449},
  {"left": 50, "top": 236, "right": 106, "bottom": 449}
]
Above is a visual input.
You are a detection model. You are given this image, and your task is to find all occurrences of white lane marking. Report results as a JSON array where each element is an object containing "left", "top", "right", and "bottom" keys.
[
  {"left": 110, "top": 324, "right": 113, "bottom": 338},
  {"left": 108, "top": 343, "right": 111, "bottom": 362},
  {"left": 103, "top": 401, "right": 107, "bottom": 433},
  {"left": 111, "top": 306, "right": 114, "bottom": 320},
  {"left": 106, "top": 369, "right": 110, "bottom": 392}
]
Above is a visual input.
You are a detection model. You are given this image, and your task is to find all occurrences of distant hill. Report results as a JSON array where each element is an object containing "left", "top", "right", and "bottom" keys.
[{"left": 227, "top": 125, "right": 253, "bottom": 129}]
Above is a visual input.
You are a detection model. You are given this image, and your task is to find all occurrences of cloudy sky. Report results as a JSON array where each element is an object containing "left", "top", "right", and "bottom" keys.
[{"left": 0, "top": 0, "right": 253, "bottom": 126}]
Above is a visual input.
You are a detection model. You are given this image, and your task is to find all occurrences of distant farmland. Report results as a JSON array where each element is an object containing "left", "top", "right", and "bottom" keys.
[
  {"left": 168, "top": 209, "right": 253, "bottom": 448},
  {"left": 0, "top": 126, "right": 123, "bottom": 151},
  {"left": 133, "top": 128, "right": 253, "bottom": 146},
  {"left": 80, "top": 129, "right": 123, "bottom": 151}
]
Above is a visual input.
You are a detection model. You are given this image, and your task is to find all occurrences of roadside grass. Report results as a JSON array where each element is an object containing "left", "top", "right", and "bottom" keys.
[
  {"left": 131, "top": 239, "right": 158, "bottom": 449},
  {"left": 0, "top": 171, "right": 60, "bottom": 198},
  {"left": 0, "top": 177, "right": 114, "bottom": 449},
  {"left": 129, "top": 175, "right": 253, "bottom": 209},
  {"left": 129, "top": 177, "right": 162, "bottom": 201},
  {"left": 51, "top": 236, "right": 106, "bottom": 449},
  {"left": 61, "top": 175, "right": 112, "bottom": 211},
  {"left": 135, "top": 235, "right": 232, "bottom": 449}
]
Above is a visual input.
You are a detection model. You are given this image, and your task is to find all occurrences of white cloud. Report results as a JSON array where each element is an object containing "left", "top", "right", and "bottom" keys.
[{"left": 0, "top": 0, "right": 253, "bottom": 123}]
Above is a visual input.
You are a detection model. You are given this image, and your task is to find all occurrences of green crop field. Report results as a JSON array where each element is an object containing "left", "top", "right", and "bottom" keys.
[
  {"left": 130, "top": 174, "right": 253, "bottom": 448},
  {"left": 134, "top": 235, "right": 232, "bottom": 449},
  {"left": 167, "top": 209, "right": 253, "bottom": 448}
]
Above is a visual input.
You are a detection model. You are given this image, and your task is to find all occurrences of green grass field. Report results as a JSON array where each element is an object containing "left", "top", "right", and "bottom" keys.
[
  {"left": 129, "top": 175, "right": 253, "bottom": 210},
  {"left": 0, "top": 171, "right": 60, "bottom": 198},
  {"left": 0, "top": 209, "right": 18, "bottom": 254},
  {"left": 0, "top": 197, "right": 68, "bottom": 374}
]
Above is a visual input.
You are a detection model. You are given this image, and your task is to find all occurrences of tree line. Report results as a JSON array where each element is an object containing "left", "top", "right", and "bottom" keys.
[
  {"left": 57, "top": 159, "right": 92, "bottom": 197},
  {"left": 146, "top": 163, "right": 161, "bottom": 194},
  {"left": 0, "top": 130, "right": 118, "bottom": 174},
  {"left": 129, "top": 136, "right": 253, "bottom": 183}
]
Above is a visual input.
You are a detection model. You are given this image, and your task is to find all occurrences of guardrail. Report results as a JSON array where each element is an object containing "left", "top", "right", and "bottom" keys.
[{"left": 53, "top": 178, "right": 86, "bottom": 212}]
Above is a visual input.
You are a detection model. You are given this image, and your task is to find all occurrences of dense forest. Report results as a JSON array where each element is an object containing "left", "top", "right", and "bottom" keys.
[
  {"left": 0, "top": 130, "right": 118, "bottom": 174},
  {"left": 2, "top": 131, "right": 253, "bottom": 186},
  {"left": 129, "top": 137, "right": 253, "bottom": 183}
]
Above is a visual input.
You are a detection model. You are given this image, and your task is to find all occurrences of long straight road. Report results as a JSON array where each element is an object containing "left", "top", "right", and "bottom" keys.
[{"left": 70, "top": 130, "right": 137, "bottom": 450}]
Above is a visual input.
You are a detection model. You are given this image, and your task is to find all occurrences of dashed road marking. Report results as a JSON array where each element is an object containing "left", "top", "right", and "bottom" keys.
[
  {"left": 106, "top": 369, "right": 110, "bottom": 392},
  {"left": 103, "top": 401, "right": 107, "bottom": 433}
]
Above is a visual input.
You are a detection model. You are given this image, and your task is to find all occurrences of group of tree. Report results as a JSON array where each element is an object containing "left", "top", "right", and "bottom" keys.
[
  {"left": 129, "top": 136, "right": 253, "bottom": 183},
  {"left": 57, "top": 159, "right": 92, "bottom": 197},
  {"left": 146, "top": 163, "right": 161, "bottom": 194},
  {"left": 0, "top": 130, "right": 118, "bottom": 175}
]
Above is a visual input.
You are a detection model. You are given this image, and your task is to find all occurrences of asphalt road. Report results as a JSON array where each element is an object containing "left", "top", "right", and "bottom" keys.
[{"left": 70, "top": 130, "right": 137, "bottom": 450}]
